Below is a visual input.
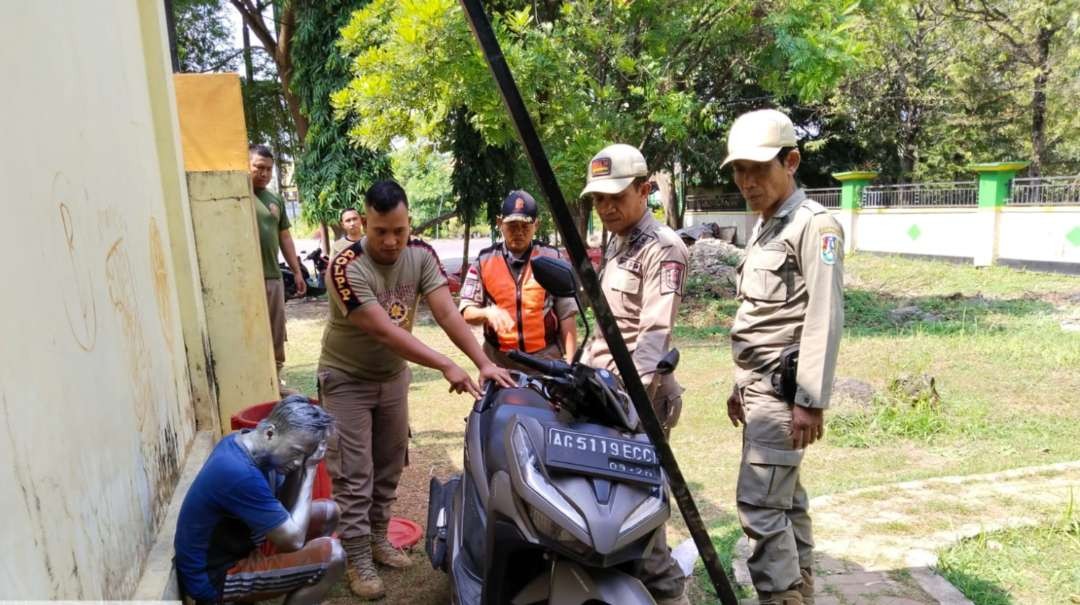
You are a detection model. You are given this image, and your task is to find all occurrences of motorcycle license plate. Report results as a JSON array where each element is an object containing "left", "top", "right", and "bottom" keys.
[{"left": 544, "top": 427, "right": 661, "bottom": 486}]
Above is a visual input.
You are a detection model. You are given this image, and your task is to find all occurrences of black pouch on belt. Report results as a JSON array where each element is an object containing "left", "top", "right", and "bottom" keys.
[{"left": 775, "top": 344, "right": 799, "bottom": 404}]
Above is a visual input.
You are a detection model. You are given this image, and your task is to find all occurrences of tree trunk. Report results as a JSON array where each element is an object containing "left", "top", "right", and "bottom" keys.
[
  {"left": 1030, "top": 26, "right": 1052, "bottom": 177},
  {"left": 573, "top": 197, "right": 592, "bottom": 244},
  {"left": 461, "top": 217, "right": 472, "bottom": 279}
]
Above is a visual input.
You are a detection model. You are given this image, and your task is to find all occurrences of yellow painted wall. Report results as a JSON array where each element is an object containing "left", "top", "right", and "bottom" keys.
[
  {"left": 0, "top": 2, "right": 198, "bottom": 598},
  {"left": 174, "top": 74, "right": 280, "bottom": 427}
]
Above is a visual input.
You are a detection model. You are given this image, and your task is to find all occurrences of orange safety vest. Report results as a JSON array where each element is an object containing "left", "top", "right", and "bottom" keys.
[{"left": 477, "top": 243, "right": 560, "bottom": 353}]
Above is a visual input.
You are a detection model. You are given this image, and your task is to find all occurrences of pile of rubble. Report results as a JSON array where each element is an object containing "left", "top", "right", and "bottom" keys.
[{"left": 686, "top": 237, "right": 745, "bottom": 297}]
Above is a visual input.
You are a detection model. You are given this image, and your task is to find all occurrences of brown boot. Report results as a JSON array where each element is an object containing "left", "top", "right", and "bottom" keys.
[
  {"left": 371, "top": 521, "right": 413, "bottom": 568},
  {"left": 344, "top": 538, "right": 385, "bottom": 600},
  {"left": 757, "top": 589, "right": 804, "bottom": 605},
  {"left": 799, "top": 568, "right": 815, "bottom": 605}
]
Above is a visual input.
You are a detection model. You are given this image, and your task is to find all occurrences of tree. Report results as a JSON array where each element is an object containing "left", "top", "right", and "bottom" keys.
[
  {"left": 290, "top": 0, "right": 391, "bottom": 247},
  {"left": 948, "top": 0, "right": 1079, "bottom": 176},
  {"left": 229, "top": 0, "right": 309, "bottom": 141},
  {"left": 389, "top": 140, "right": 455, "bottom": 230},
  {"left": 174, "top": 0, "right": 242, "bottom": 73},
  {"left": 334, "top": 0, "right": 865, "bottom": 233}
]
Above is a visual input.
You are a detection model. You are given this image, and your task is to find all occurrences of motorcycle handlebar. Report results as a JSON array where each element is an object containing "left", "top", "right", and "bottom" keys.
[{"left": 507, "top": 350, "right": 572, "bottom": 377}]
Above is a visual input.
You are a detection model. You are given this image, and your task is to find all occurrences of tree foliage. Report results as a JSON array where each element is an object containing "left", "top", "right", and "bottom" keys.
[
  {"left": 174, "top": 0, "right": 241, "bottom": 73},
  {"left": 333, "top": 0, "right": 864, "bottom": 230},
  {"left": 291, "top": 0, "right": 391, "bottom": 228}
]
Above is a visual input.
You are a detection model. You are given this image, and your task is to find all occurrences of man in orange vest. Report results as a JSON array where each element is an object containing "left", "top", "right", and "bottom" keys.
[{"left": 460, "top": 190, "right": 578, "bottom": 372}]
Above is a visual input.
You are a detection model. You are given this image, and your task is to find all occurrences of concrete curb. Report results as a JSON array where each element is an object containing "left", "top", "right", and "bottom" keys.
[
  {"left": 133, "top": 430, "right": 215, "bottom": 600},
  {"left": 729, "top": 460, "right": 1080, "bottom": 604}
]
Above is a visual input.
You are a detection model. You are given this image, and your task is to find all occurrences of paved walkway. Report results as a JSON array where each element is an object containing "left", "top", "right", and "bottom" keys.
[{"left": 732, "top": 461, "right": 1080, "bottom": 604}]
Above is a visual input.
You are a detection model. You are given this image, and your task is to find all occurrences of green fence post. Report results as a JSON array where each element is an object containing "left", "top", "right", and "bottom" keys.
[
  {"left": 970, "top": 161, "right": 1029, "bottom": 266},
  {"left": 832, "top": 171, "right": 877, "bottom": 254}
]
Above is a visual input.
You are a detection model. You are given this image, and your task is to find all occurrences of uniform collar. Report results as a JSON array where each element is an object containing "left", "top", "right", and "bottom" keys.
[
  {"left": 770, "top": 188, "right": 806, "bottom": 220},
  {"left": 752, "top": 189, "right": 805, "bottom": 246},
  {"left": 500, "top": 241, "right": 533, "bottom": 263},
  {"left": 615, "top": 212, "right": 656, "bottom": 248}
]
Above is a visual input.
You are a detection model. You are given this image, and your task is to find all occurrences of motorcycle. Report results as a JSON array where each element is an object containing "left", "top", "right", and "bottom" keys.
[
  {"left": 280, "top": 252, "right": 327, "bottom": 300},
  {"left": 426, "top": 255, "right": 679, "bottom": 605}
]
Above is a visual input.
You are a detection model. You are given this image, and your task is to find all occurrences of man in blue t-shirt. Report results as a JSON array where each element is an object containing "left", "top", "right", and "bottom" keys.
[{"left": 175, "top": 396, "right": 342, "bottom": 605}]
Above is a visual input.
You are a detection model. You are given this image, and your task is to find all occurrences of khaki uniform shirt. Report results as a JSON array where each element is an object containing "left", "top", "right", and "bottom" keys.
[
  {"left": 329, "top": 236, "right": 359, "bottom": 256},
  {"left": 582, "top": 213, "right": 689, "bottom": 393},
  {"left": 731, "top": 189, "right": 844, "bottom": 409},
  {"left": 320, "top": 237, "right": 447, "bottom": 382}
]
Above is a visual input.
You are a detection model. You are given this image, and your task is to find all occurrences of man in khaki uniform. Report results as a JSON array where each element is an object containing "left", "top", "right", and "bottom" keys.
[
  {"left": 580, "top": 144, "right": 690, "bottom": 605},
  {"left": 723, "top": 109, "right": 844, "bottom": 605},
  {"left": 319, "top": 180, "right": 513, "bottom": 600}
]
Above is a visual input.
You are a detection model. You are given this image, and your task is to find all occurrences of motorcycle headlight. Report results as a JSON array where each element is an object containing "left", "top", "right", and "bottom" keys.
[{"left": 510, "top": 424, "right": 589, "bottom": 541}]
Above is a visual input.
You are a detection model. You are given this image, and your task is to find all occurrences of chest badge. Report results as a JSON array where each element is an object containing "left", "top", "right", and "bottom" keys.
[{"left": 386, "top": 298, "right": 408, "bottom": 325}]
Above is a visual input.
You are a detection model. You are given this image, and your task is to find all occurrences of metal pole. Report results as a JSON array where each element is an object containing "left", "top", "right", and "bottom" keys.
[{"left": 456, "top": 2, "right": 738, "bottom": 603}]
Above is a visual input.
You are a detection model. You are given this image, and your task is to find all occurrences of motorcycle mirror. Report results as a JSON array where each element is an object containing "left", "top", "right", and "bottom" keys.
[
  {"left": 657, "top": 348, "right": 680, "bottom": 375},
  {"left": 530, "top": 256, "right": 578, "bottom": 298}
]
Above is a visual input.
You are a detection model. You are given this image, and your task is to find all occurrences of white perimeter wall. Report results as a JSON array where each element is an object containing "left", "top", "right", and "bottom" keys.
[
  {"left": 0, "top": 2, "right": 197, "bottom": 598},
  {"left": 852, "top": 208, "right": 979, "bottom": 259},
  {"left": 998, "top": 206, "right": 1080, "bottom": 264},
  {"left": 688, "top": 206, "right": 1080, "bottom": 268}
]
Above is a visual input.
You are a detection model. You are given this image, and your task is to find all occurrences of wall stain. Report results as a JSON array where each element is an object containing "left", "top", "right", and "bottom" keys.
[
  {"left": 55, "top": 173, "right": 98, "bottom": 351},
  {"left": 1, "top": 390, "right": 56, "bottom": 592},
  {"left": 148, "top": 220, "right": 176, "bottom": 351}
]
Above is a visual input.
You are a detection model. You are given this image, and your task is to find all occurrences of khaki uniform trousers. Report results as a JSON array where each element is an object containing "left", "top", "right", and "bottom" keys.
[
  {"left": 639, "top": 375, "right": 686, "bottom": 600},
  {"left": 319, "top": 366, "right": 410, "bottom": 540},
  {"left": 265, "top": 278, "right": 287, "bottom": 374},
  {"left": 736, "top": 379, "right": 813, "bottom": 594}
]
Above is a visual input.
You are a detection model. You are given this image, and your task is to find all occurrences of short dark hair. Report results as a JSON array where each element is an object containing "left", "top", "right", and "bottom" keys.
[
  {"left": 365, "top": 180, "right": 409, "bottom": 213},
  {"left": 249, "top": 144, "right": 274, "bottom": 160},
  {"left": 775, "top": 146, "right": 796, "bottom": 164},
  {"left": 339, "top": 207, "right": 360, "bottom": 222},
  {"left": 261, "top": 395, "right": 335, "bottom": 439}
]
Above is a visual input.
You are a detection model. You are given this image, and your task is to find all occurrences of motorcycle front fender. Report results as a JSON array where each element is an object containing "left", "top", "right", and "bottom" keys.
[{"left": 510, "top": 558, "right": 656, "bottom": 605}]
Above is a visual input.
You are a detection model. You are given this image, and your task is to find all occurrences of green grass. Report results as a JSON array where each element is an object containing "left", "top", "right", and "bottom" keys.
[{"left": 937, "top": 498, "right": 1080, "bottom": 604}]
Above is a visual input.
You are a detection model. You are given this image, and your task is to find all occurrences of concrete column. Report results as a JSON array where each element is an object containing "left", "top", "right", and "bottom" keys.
[
  {"left": 970, "top": 162, "right": 1029, "bottom": 267},
  {"left": 174, "top": 73, "right": 279, "bottom": 430},
  {"left": 832, "top": 171, "right": 877, "bottom": 254},
  {"left": 136, "top": 0, "right": 219, "bottom": 433}
]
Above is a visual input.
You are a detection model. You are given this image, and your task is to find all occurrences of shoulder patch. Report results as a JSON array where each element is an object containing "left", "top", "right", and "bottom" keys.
[
  {"left": 660, "top": 260, "right": 686, "bottom": 296},
  {"left": 330, "top": 243, "right": 365, "bottom": 311},
  {"left": 820, "top": 233, "right": 840, "bottom": 265}
]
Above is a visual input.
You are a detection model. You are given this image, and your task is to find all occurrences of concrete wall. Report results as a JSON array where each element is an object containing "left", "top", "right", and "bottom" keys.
[
  {"left": 852, "top": 208, "right": 978, "bottom": 260},
  {"left": 686, "top": 205, "right": 1080, "bottom": 271},
  {"left": 684, "top": 211, "right": 757, "bottom": 245},
  {"left": 174, "top": 74, "right": 279, "bottom": 427},
  {"left": 0, "top": 1, "right": 198, "bottom": 598},
  {"left": 998, "top": 206, "right": 1080, "bottom": 265}
]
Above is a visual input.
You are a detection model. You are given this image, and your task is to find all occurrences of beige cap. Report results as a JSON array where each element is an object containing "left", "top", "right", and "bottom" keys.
[
  {"left": 580, "top": 143, "right": 649, "bottom": 197},
  {"left": 721, "top": 109, "right": 798, "bottom": 168}
]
